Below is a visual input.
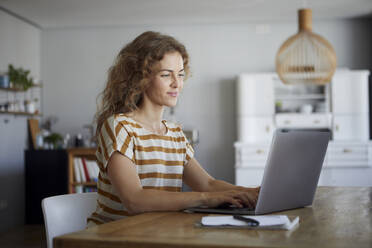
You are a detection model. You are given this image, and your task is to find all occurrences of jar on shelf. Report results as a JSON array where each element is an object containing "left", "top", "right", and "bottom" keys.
[{"left": 24, "top": 100, "right": 35, "bottom": 113}]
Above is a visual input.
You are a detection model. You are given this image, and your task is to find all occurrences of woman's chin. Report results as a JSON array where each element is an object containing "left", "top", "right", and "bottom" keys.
[
  {"left": 164, "top": 100, "right": 178, "bottom": 108},
  {"left": 165, "top": 103, "right": 177, "bottom": 108}
]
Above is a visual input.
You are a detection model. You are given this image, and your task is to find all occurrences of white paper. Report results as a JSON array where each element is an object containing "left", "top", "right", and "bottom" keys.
[{"left": 201, "top": 215, "right": 299, "bottom": 230}]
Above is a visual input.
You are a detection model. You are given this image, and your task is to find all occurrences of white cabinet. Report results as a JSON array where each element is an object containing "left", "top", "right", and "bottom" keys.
[
  {"left": 236, "top": 70, "right": 370, "bottom": 142},
  {"left": 235, "top": 69, "right": 372, "bottom": 186},
  {"left": 237, "top": 72, "right": 333, "bottom": 142}
]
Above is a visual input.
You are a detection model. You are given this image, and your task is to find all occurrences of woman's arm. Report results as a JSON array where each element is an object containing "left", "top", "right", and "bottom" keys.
[
  {"left": 183, "top": 158, "right": 260, "bottom": 207},
  {"left": 107, "top": 152, "right": 248, "bottom": 215}
]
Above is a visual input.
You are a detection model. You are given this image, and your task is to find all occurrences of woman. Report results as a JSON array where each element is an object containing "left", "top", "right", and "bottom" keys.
[{"left": 87, "top": 31, "right": 259, "bottom": 226}]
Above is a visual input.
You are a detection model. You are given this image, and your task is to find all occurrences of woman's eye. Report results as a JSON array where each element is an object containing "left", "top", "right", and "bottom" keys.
[
  {"left": 161, "top": 74, "right": 170, "bottom": 77},
  {"left": 178, "top": 74, "right": 185, "bottom": 77}
]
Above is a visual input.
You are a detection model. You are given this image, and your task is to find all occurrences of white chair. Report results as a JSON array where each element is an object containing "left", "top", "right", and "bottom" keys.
[{"left": 41, "top": 192, "right": 97, "bottom": 248}]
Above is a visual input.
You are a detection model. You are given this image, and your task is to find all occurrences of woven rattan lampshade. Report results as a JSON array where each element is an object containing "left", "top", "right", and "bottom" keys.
[{"left": 276, "top": 9, "right": 337, "bottom": 85}]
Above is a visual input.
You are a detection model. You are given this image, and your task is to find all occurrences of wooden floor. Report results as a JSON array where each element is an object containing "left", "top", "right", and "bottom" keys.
[{"left": 0, "top": 225, "right": 46, "bottom": 248}]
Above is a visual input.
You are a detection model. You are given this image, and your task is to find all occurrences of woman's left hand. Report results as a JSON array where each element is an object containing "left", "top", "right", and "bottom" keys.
[{"left": 234, "top": 186, "right": 260, "bottom": 209}]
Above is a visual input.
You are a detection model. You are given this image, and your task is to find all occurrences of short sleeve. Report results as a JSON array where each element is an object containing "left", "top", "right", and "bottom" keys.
[
  {"left": 97, "top": 116, "right": 134, "bottom": 171},
  {"left": 181, "top": 130, "right": 194, "bottom": 165}
]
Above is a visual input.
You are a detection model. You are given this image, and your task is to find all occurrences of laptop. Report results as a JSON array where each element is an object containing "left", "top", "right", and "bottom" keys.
[{"left": 186, "top": 129, "right": 331, "bottom": 215}]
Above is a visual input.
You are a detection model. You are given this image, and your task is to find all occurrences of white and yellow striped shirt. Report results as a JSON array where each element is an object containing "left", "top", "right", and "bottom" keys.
[{"left": 87, "top": 114, "right": 194, "bottom": 226}]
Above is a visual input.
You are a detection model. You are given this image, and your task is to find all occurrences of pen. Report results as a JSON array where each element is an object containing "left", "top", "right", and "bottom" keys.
[{"left": 233, "top": 215, "right": 260, "bottom": 227}]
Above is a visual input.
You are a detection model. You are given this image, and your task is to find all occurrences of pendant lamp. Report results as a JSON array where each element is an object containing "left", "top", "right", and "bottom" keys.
[{"left": 276, "top": 9, "right": 337, "bottom": 85}]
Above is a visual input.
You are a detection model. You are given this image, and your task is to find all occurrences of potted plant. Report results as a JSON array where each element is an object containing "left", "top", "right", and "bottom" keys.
[
  {"left": 7, "top": 64, "right": 35, "bottom": 90},
  {"left": 43, "top": 133, "right": 63, "bottom": 149}
]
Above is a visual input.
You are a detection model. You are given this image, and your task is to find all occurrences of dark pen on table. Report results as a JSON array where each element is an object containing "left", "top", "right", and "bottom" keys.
[{"left": 233, "top": 215, "right": 260, "bottom": 227}]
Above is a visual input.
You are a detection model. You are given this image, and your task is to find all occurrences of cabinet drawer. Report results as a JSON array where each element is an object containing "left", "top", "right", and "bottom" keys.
[
  {"left": 325, "top": 142, "right": 371, "bottom": 167},
  {"left": 275, "top": 113, "right": 331, "bottom": 128}
]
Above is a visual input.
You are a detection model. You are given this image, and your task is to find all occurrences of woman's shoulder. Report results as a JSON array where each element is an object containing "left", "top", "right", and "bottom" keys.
[
  {"left": 102, "top": 113, "right": 141, "bottom": 132},
  {"left": 164, "top": 120, "right": 183, "bottom": 134}
]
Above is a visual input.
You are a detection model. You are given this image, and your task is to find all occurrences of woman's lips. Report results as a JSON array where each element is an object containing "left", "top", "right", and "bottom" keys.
[{"left": 167, "top": 92, "right": 178, "bottom": 97}]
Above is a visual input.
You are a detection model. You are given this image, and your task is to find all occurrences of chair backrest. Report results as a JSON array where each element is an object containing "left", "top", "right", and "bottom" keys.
[{"left": 41, "top": 192, "right": 97, "bottom": 248}]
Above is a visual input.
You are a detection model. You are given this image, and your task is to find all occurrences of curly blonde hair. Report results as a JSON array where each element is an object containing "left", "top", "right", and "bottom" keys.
[{"left": 95, "top": 31, "right": 190, "bottom": 137}]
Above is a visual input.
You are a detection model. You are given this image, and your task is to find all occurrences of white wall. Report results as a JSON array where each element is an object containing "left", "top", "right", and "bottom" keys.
[
  {"left": 0, "top": 10, "right": 41, "bottom": 232},
  {"left": 42, "top": 18, "right": 371, "bottom": 187}
]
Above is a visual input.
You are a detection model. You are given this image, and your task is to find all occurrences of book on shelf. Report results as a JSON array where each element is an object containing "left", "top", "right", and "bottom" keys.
[
  {"left": 73, "top": 158, "right": 81, "bottom": 183},
  {"left": 73, "top": 157, "right": 99, "bottom": 183},
  {"left": 86, "top": 159, "right": 99, "bottom": 182},
  {"left": 77, "top": 158, "right": 86, "bottom": 182},
  {"left": 81, "top": 158, "right": 91, "bottom": 182}
]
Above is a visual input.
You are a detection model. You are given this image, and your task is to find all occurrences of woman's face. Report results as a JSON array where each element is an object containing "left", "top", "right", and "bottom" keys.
[{"left": 144, "top": 52, "right": 185, "bottom": 108}]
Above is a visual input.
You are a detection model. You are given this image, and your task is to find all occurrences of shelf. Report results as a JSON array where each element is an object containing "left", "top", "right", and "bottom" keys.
[
  {"left": 275, "top": 94, "right": 325, "bottom": 100},
  {"left": 0, "top": 84, "right": 42, "bottom": 92},
  {"left": 0, "top": 84, "right": 43, "bottom": 116},
  {"left": 0, "top": 111, "right": 42, "bottom": 116},
  {"left": 67, "top": 148, "right": 97, "bottom": 194}
]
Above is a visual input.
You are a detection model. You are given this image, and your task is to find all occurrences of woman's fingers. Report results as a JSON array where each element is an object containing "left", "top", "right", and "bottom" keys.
[
  {"left": 228, "top": 191, "right": 253, "bottom": 208},
  {"left": 235, "top": 192, "right": 251, "bottom": 208},
  {"left": 234, "top": 189, "right": 258, "bottom": 208},
  {"left": 230, "top": 198, "right": 243, "bottom": 208},
  {"left": 203, "top": 188, "right": 261, "bottom": 208}
]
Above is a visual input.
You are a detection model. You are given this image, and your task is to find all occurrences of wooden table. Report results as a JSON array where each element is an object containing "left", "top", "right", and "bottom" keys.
[{"left": 54, "top": 187, "right": 372, "bottom": 248}]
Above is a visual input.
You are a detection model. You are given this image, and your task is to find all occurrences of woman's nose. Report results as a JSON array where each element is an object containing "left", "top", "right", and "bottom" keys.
[{"left": 171, "top": 74, "right": 181, "bottom": 88}]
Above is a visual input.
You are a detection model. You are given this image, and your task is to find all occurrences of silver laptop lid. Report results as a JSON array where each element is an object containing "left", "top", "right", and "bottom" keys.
[{"left": 255, "top": 129, "right": 330, "bottom": 215}]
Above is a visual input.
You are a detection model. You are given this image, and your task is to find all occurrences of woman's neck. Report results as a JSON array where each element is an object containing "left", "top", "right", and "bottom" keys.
[
  {"left": 135, "top": 107, "right": 163, "bottom": 124},
  {"left": 131, "top": 100, "right": 165, "bottom": 134}
]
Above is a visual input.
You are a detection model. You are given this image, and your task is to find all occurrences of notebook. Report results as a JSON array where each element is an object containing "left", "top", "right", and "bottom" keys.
[{"left": 186, "top": 129, "right": 330, "bottom": 215}]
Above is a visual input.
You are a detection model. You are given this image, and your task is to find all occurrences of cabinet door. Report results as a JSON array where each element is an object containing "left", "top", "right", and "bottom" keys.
[
  {"left": 235, "top": 143, "right": 270, "bottom": 168},
  {"left": 25, "top": 150, "right": 68, "bottom": 224},
  {"left": 237, "top": 73, "right": 275, "bottom": 116},
  {"left": 235, "top": 168, "right": 264, "bottom": 186},
  {"left": 237, "top": 116, "right": 274, "bottom": 142},
  {"left": 331, "top": 70, "right": 369, "bottom": 114},
  {"left": 333, "top": 115, "right": 369, "bottom": 141}
]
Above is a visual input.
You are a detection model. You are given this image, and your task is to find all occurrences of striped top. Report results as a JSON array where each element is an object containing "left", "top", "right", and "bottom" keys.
[{"left": 87, "top": 113, "right": 194, "bottom": 226}]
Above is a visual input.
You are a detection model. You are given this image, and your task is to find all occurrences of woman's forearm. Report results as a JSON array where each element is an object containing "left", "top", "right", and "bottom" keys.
[
  {"left": 206, "top": 179, "right": 240, "bottom": 192},
  {"left": 123, "top": 187, "right": 254, "bottom": 215},
  {"left": 124, "top": 189, "right": 205, "bottom": 214}
]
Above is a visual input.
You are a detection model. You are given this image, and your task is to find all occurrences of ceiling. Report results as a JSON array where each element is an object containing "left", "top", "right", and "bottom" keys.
[{"left": 0, "top": 0, "right": 372, "bottom": 29}]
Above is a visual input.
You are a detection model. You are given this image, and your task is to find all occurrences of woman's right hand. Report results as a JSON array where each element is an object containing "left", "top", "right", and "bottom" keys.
[{"left": 200, "top": 190, "right": 255, "bottom": 208}]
